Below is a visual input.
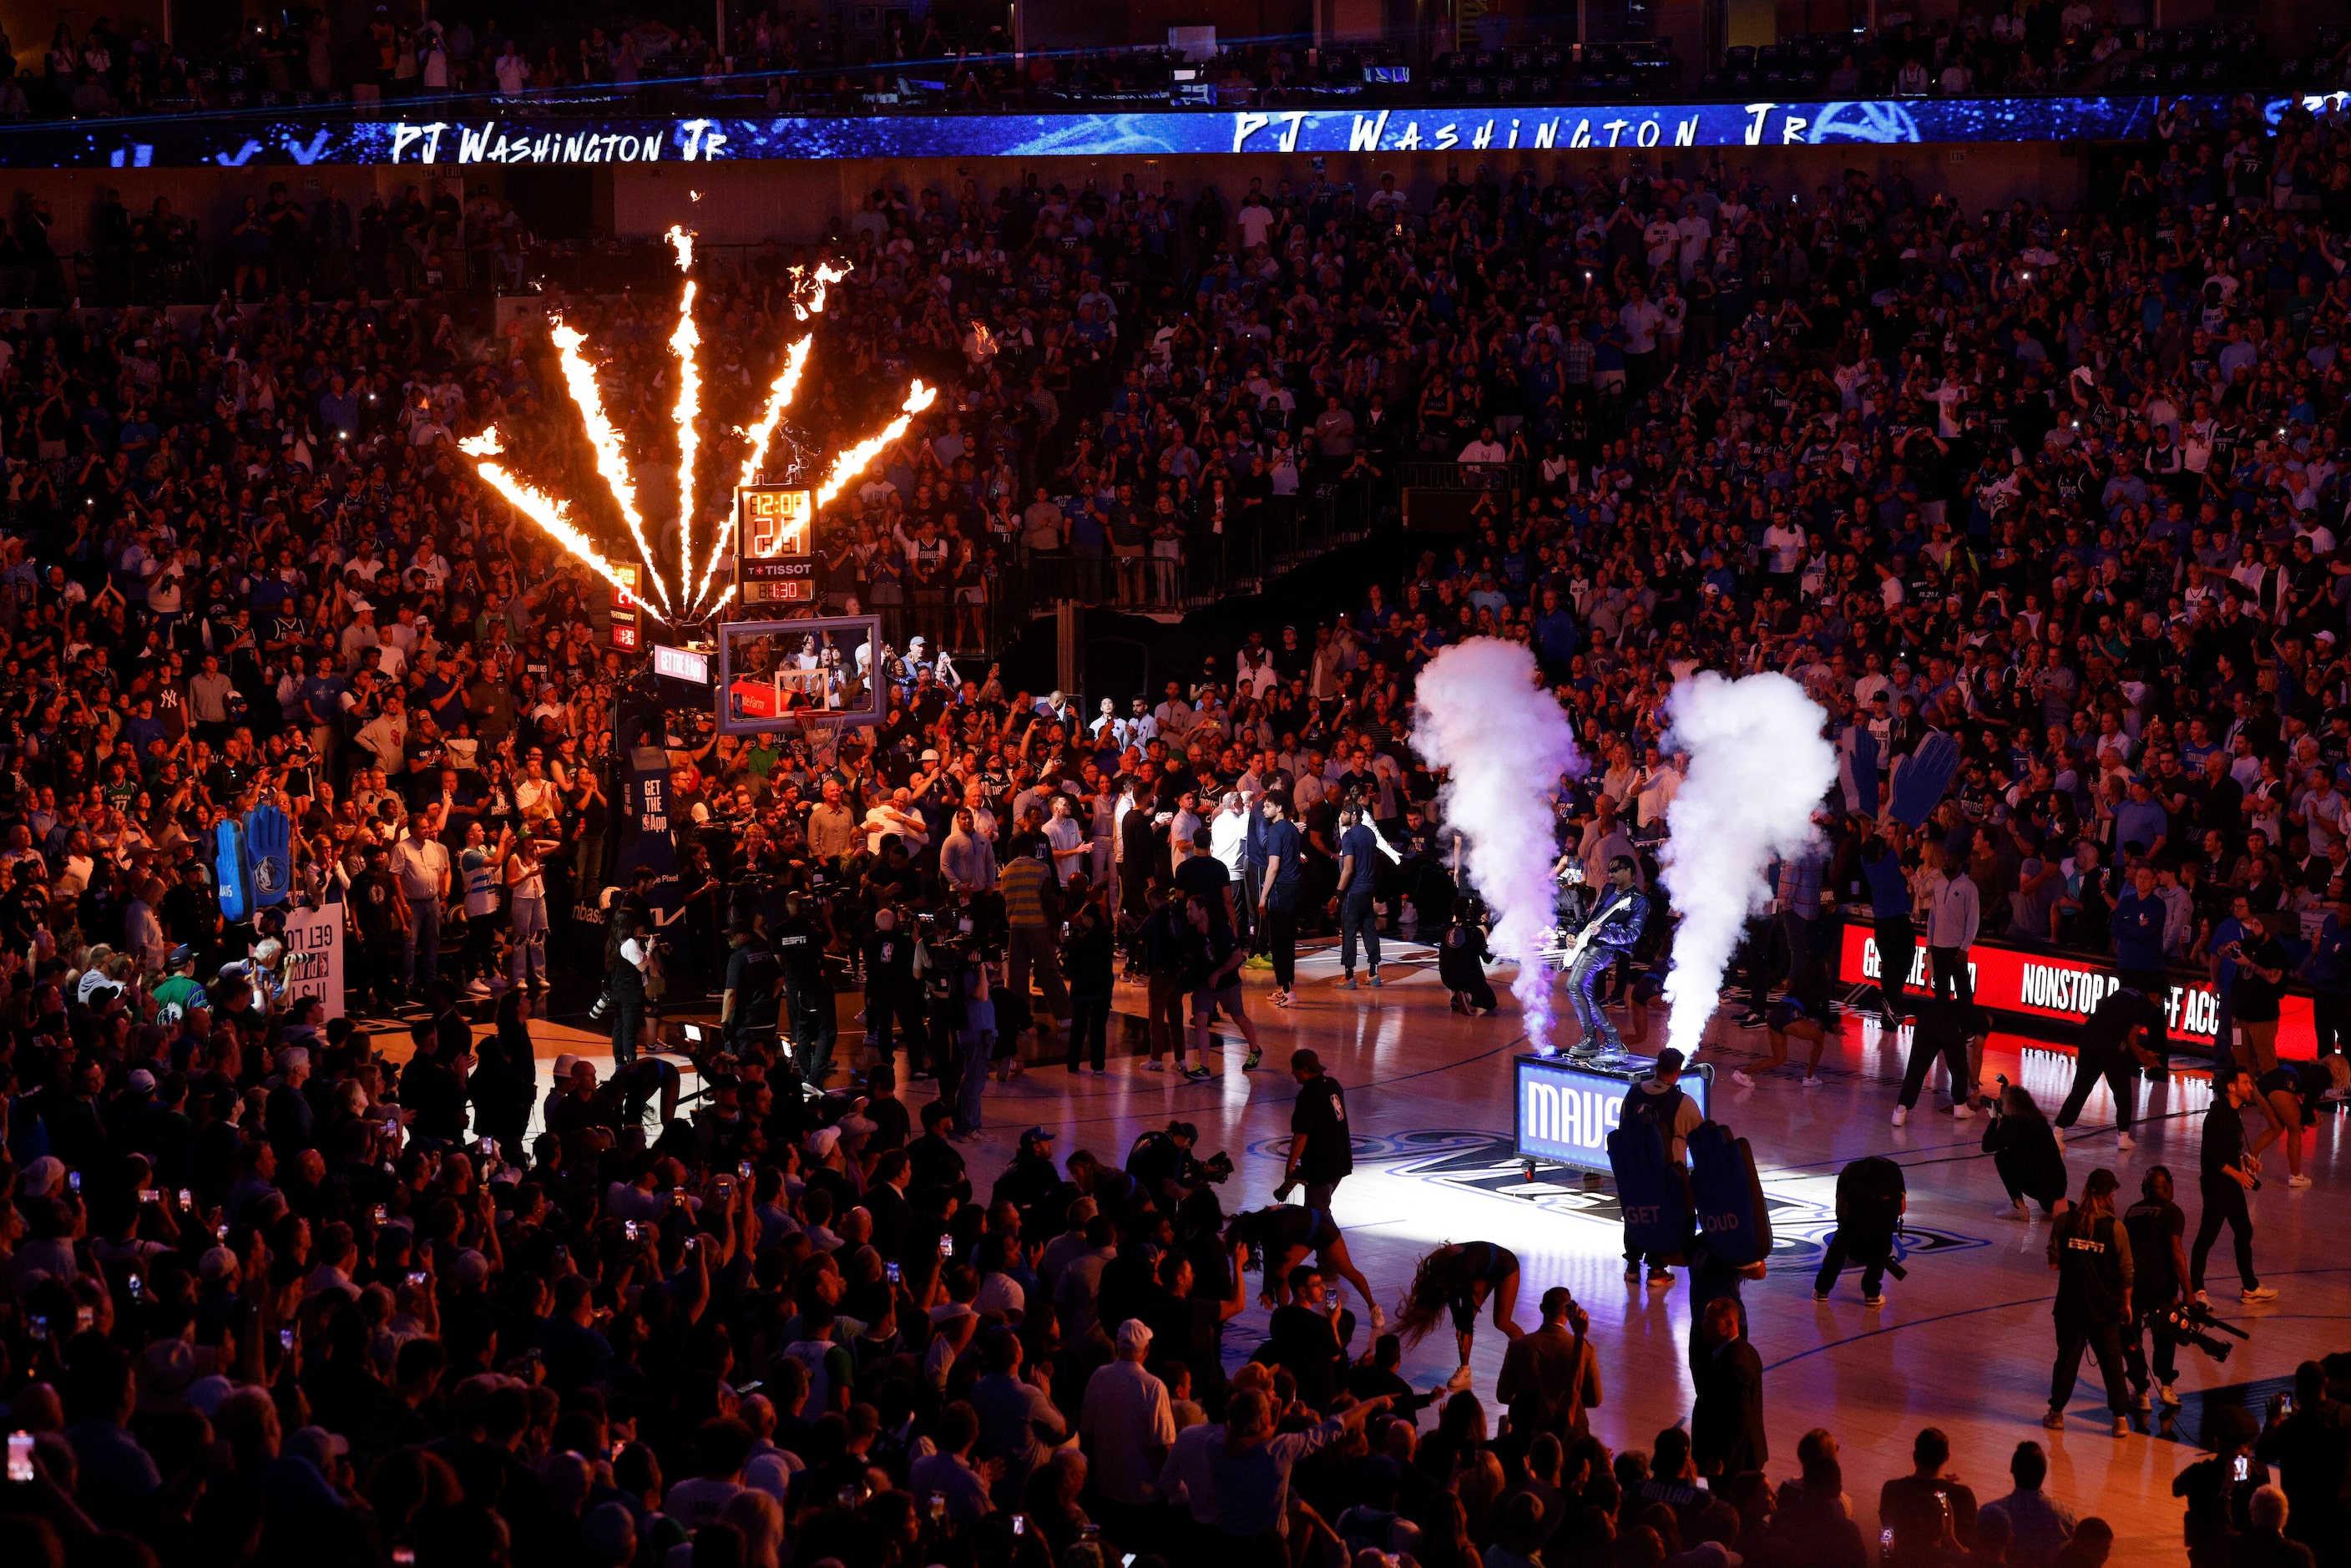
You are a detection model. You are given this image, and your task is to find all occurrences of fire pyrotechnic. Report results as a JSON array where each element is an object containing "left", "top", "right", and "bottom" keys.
[{"left": 458, "top": 234, "right": 922, "bottom": 622}]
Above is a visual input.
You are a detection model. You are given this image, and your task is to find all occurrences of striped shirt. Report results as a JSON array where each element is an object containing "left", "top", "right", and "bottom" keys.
[{"left": 999, "top": 857, "right": 1054, "bottom": 929}]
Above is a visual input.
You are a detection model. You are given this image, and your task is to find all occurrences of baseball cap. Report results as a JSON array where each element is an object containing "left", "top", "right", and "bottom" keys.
[
  {"left": 1115, "top": 1319, "right": 1153, "bottom": 1354},
  {"left": 138, "top": 1338, "right": 201, "bottom": 1413},
  {"left": 1020, "top": 1125, "right": 1054, "bottom": 1148}
]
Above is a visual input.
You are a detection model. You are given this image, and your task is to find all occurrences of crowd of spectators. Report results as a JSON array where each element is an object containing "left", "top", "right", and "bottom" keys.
[
  {"left": 2, "top": 1, "right": 2341, "bottom": 127},
  {"left": 1777, "top": 3, "right": 2271, "bottom": 102},
  {"left": 0, "top": 63, "right": 2346, "bottom": 1568},
  {"left": 0, "top": 6, "right": 1287, "bottom": 124},
  {"left": 5, "top": 50, "right": 2351, "bottom": 992}
]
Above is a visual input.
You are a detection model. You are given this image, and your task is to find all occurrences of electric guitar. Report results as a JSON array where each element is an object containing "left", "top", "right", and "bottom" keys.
[{"left": 1552, "top": 898, "right": 1633, "bottom": 966}]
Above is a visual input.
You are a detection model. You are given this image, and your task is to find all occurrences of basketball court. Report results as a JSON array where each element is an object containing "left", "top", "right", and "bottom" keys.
[{"left": 422, "top": 934, "right": 2351, "bottom": 1563}]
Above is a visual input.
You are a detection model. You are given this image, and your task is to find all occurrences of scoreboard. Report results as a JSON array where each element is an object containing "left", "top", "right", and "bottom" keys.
[
  {"left": 611, "top": 564, "right": 641, "bottom": 651},
  {"left": 737, "top": 486, "right": 815, "bottom": 606}
]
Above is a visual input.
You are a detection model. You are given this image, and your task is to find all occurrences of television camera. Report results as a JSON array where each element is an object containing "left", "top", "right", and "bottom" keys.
[
  {"left": 2153, "top": 1299, "right": 2251, "bottom": 1364},
  {"left": 1125, "top": 1120, "right": 1236, "bottom": 1199}
]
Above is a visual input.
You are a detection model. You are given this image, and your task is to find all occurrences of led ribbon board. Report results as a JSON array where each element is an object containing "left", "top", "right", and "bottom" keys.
[{"left": 5, "top": 94, "right": 2242, "bottom": 169}]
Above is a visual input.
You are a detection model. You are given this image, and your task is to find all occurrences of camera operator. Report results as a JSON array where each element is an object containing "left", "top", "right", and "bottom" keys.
[
  {"left": 772, "top": 889, "right": 836, "bottom": 1089},
  {"left": 2042, "top": 1166, "right": 2135, "bottom": 1438},
  {"left": 720, "top": 915, "right": 781, "bottom": 1050},
  {"left": 2256, "top": 1360, "right": 2348, "bottom": 1561},
  {"left": 616, "top": 865, "right": 659, "bottom": 931},
  {"left": 2223, "top": 912, "right": 2292, "bottom": 1079},
  {"left": 952, "top": 942, "right": 1003, "bottom": 1137},
  {"left": 2191, "top": 1070, "right": 2278, "bottom": 1307},
  {"left": 2122, "top": 1165, "right": 2190, "bottom": 1412},
  {"left": 1129, "top": 1119, "right": 1228, "bottom": 1210},
  {"left": 915, "top": 910, "right": 971, "bottom": 1086},
  {"left": 726, "top": 832, "right": 791, "bottom": 938},
  {"left": 860, "top": 904, "right": 925, "bottom": 1075},
  {"left": 604, "top": 907, "right": 655, "bottom": 1065},
  {"left": 1439, "top": 894, "right": 1498, "bottom": 1015},
  {"left": 2174, "top": 1408, "right": 2269, "bottom": 1568}
]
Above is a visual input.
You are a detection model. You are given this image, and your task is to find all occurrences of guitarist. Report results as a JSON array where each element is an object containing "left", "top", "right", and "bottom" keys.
[{"left": 1560, "top": 854, "right": 1648, "bottom": 1059}]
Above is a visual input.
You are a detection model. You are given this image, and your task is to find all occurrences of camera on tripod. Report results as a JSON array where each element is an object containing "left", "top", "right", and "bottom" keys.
[
  {"left": 2154, "top": 1300, "right": 2251, "bottom": 1363},
  {"left": 1126, "top": 1121, "right": 1235, "bottom": 1195},
  {"left": 917, "top": 911, "right": 1002, "bottom": 969}
]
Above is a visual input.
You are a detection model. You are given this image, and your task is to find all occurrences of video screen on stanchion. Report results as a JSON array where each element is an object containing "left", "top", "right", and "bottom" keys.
[{"left": 715, "top": 615, "right": 886, "bottom": 734}]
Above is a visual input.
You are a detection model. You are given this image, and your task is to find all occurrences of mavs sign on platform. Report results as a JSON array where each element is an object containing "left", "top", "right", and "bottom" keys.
[
  {"left": 0, "top": 93, "right": 2222, "bottom": 170},
  {"left": 1514, "top": 1053, "right": 1711, "bottom": 1176}
]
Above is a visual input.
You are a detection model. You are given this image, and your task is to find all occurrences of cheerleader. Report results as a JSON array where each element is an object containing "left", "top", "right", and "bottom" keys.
[
  {"left": 1224, "top": 1203, "right": 1384, "bottom": 1330},
  {"left": 1396, "top": 1241, "right": 1525, "bottom": 1391}
]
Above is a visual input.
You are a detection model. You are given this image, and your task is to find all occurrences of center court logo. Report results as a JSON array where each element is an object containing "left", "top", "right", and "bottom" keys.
[{"left": 1292, "top": 1129, "right": 1990, "bottom": 1267}]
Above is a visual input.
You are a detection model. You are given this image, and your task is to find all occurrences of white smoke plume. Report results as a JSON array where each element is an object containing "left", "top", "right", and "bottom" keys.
[
  {"left": 1659, "top": 670, "right": 1838, "bottom": 1060},
  {"left": 1411, "top": 639, "right": 1584, "bottom": 1046}
]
